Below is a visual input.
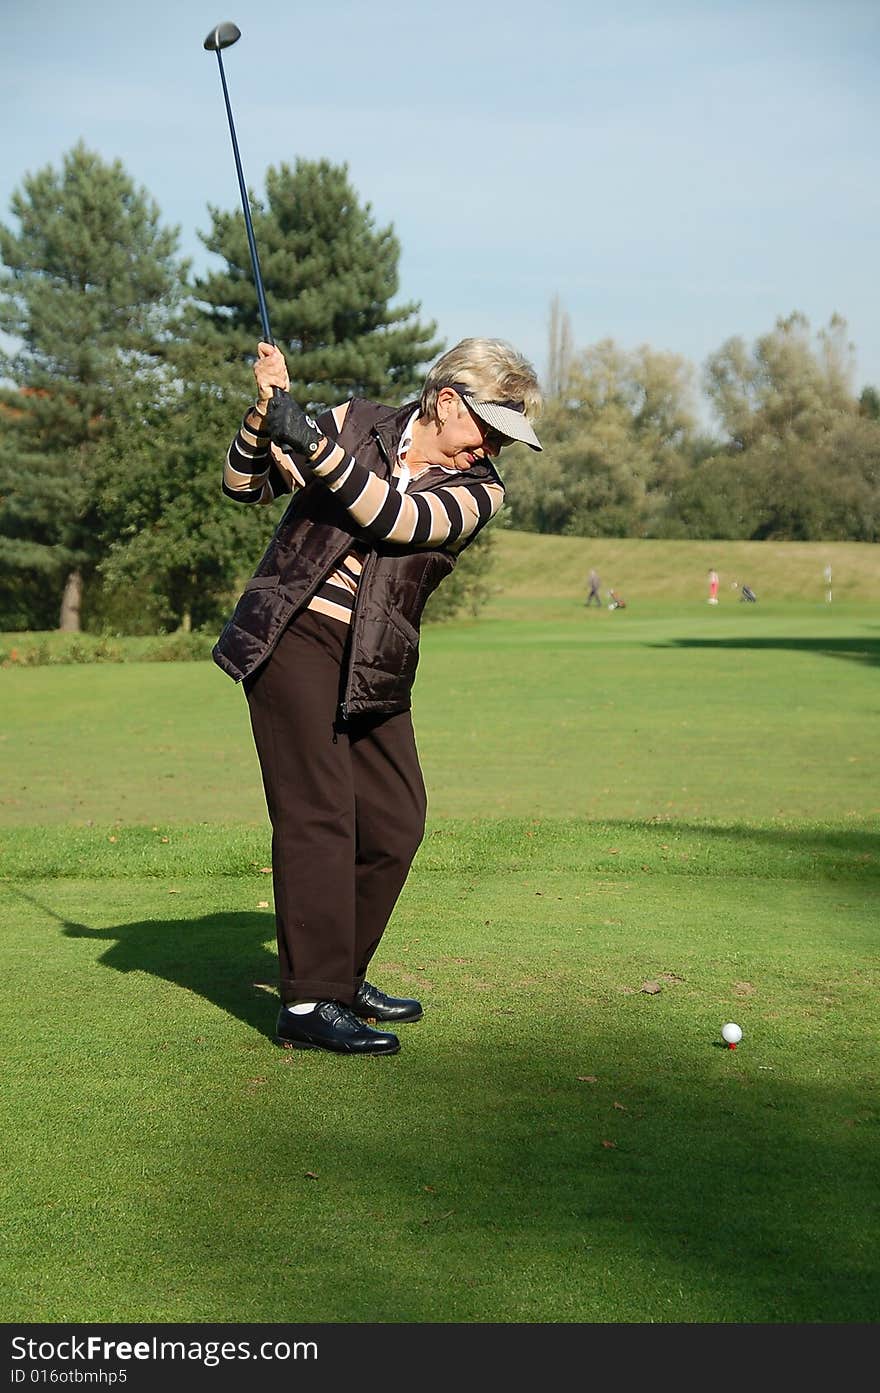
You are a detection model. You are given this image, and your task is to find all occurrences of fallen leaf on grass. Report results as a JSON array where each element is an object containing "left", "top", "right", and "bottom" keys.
[
  {"left": 641, "top": 981, "right": 661, "bottom": 994},
  {"left": 257, "top": 900, "right": 269, "bottom": 908},
  {"left": 658, "top": 972, "right": 684, "bottom": 984},
  {"left": 259, "top": 867, "right": 272, "bottom": 874},
  {"left": 613, "top": 1101, "right": 627, "bottom": 1111},
  {"left": 304, "top": 1172, "right": 319, "bottom": 1180},
  {"left": 577, "top": 1075, "right": 598, "bottom": 1083},
  {"left": 601, "top": 1140, "right": 617, "bottom": 1149}
]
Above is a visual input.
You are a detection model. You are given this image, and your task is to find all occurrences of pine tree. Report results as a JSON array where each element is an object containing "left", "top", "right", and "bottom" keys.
[
  {"left": 0, "top": 143, "right": 185, "bottom": 629},
  {"left": 192, "top": 157, "right": 441, "bottom": 410},
  {"left": 92, "top": 376, "right": 270, "bottom": 634}
]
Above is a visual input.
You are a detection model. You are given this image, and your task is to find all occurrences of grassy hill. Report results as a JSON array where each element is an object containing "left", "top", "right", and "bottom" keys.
[
  {"left": 1, "top": 534, "right": 875, "bottom": 664},
  {"left": 484, "top": 530, "right": 877, "bottom": 618}
]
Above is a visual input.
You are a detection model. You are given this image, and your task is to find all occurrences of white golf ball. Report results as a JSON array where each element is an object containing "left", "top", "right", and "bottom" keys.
[{"left": 721, "top": 1022, "right": 743, "bottom": 1045}]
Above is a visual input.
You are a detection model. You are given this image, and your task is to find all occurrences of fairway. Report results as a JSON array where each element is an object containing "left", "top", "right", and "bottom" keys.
[
  {"left": 2, "top": 592, "right": 879, "bottom": 1323},
  {"left": 2, "top": 601, "right": 878, "bottom": 827}
]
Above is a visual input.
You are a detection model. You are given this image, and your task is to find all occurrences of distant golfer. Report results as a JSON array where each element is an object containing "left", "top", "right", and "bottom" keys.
[
  {"left": 824, "top": 563, "right": 833, "bottom": 604},
  {"left": 708, "top": 568, "right": 719, "bottom": 604},
  {"left": 585, "top": 568, "right": 602, "bottom": 607},
  {"left": 214, "top": 338, "right": 543, "bottom": 1054}
]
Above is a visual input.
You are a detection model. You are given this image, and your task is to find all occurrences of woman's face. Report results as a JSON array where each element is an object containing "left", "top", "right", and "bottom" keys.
[{"left": 435, "top": 387, "right": 512, "bottom": 469}]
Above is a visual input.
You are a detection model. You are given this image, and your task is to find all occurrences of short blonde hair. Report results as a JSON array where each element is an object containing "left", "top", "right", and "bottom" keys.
[{"left": 420, "top": 338, "right": 543, "bottom": 425}]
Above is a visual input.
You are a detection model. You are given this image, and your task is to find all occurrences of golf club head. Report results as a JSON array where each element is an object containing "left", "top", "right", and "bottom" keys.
[{"left": 204, "top": 21, "right": 241, "bottom": 51}]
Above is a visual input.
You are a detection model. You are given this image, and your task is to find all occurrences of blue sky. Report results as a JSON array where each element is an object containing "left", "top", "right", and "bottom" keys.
[{"left": 2, "top": 0, "right": 878, "bottom": 408}]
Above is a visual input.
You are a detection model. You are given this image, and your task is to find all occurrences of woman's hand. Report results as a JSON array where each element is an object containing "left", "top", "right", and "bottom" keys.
[
  {"left": 264, "top": 393, "right": 324, "bottom": 459},
  {"left": 253, "top": 341, "right": 290, "bottom": 408}
]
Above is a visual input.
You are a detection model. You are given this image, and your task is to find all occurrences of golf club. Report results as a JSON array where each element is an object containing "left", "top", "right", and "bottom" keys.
[{"left": 203, "top": 21, "right": 274, "bottom": 346}]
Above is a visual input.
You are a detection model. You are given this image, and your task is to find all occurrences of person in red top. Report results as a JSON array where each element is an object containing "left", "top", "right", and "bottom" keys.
[{"left": 708, "top": 569, "right": 719, "bottom": 604}]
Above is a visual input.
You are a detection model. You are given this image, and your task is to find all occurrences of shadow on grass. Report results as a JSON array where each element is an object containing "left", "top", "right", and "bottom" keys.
[
  {"left": 63, "top": 912, "right": 280, "bottom": 1035},
  {"left": 637, "top": 820, "right": 880, "bottom": 868},
  {"left": 419, "top": 817, "right": 880, "bottom": 885},
  {"left": 653, "top": 634, "right": 880, "bottom": 668},
  {"left": 250, "top": 1041, "right": 879, "bottom": 1323},
  {"left": 0, "top": 885, "right": 283, "bottom": 1039}
]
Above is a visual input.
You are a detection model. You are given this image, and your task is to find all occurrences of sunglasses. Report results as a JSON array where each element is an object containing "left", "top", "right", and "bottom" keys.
[
  {"left": 480, "top": 423, "right": 516, "bottom": 451},
  {"left": 450, "top": 386, "right": 520, "bottom": 451}
]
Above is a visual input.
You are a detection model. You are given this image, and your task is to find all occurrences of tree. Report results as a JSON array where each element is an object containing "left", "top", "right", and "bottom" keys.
[
  {"left": 92, "top": 375, "right": 270, "bottom": 633},
  {"left": 682, "top": 311, "right": 880, "bottom": 541},
  {"left": 0, "top": 143, "right": 185, "bottom": 630},
  {"left": 546, "top": 294, "right": 573, "bottom": 402},
  {"left": 504, "top": 338, "right": 697, "bottom": 537},
  {"left": 658, "top": 408, "right": 880, "bottom": 543},
  {"left": 191, "top": 158, "right": 441, "bottom": 410},
  {"left": 859, "top": 385, "right": 880, "bottom": 421},
  {"left": 703, "top": 311, "right": 856, "bottom": 450}
]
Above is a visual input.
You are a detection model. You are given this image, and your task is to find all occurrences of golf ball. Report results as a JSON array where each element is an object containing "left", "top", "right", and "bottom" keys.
[{"left": 721, "top": 1022, "right": 743, "bottom": 1045}]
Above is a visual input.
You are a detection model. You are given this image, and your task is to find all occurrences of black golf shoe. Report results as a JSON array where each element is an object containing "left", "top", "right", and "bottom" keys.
[
  {"left": 352, "top": 980, "right": 423, "bottom": 1024},
  {"left": 275, "top": 1001, "right": 400, "bottom": 1055}
]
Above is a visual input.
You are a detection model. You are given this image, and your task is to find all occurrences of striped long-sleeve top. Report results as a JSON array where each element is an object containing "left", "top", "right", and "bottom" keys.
[{"left": 223, "top": 401, "right": 504, "bottom": 625}]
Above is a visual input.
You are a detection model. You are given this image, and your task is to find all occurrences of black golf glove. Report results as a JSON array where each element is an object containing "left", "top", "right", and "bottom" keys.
[{"left": 264, "top": 391, "right": 323, "bottom": 458}]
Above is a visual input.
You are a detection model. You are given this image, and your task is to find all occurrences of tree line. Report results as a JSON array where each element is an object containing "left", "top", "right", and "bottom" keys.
[
  {"left": 1, "top": 145, "right": 877, "bottom": 634},
  {"left": 506, "top": 297, "right": 880, "bottom": 544}
]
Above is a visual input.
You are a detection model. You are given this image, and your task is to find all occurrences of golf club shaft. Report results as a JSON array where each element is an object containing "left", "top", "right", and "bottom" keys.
[{"left": 213, "top": 48, "right": 273, "bottom": 345}]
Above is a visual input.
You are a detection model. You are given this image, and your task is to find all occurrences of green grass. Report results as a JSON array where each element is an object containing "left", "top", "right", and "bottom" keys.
[
  {"left": 2, "top": 821, "right": 877, "bottom": 1322},
  {"left": 2, "top": 602, "right": 877, "bottom": 826},
  {"left": 2, "top": 571, "right": 879, "bottom": 1323}
]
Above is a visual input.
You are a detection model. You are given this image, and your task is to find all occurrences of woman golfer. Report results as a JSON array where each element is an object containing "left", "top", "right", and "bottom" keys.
[{"left": 214, "top": 338, "right": 543, "bottom": 1054}]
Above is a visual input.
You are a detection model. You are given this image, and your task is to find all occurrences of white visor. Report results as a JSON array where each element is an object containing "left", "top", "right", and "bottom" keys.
[{"left": 458, "top": 391, "right": 543, "bottom": 452}]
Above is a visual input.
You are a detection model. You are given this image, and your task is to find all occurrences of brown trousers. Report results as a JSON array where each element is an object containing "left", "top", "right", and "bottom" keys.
[{"left": 244, "top": 609, "right": 427, "bottom": 1004}]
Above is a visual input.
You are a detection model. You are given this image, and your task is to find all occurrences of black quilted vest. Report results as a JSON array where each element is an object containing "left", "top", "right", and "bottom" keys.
[{"left": 212, "top": 398, "right": 500, "bottom": 718}]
